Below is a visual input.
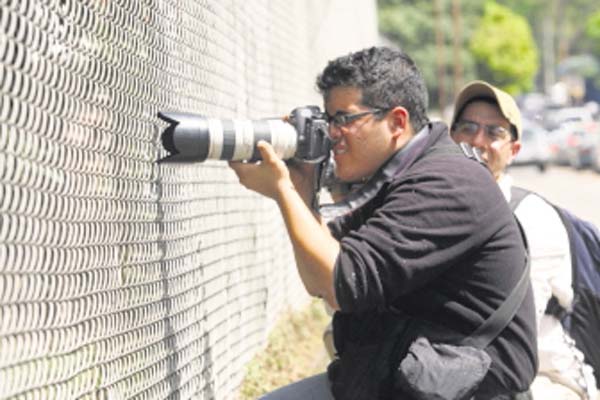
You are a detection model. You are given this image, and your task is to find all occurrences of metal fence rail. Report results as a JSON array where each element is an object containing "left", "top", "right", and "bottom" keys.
[{"left": 0, "top": 0, "right": 378, "bottom": 398}]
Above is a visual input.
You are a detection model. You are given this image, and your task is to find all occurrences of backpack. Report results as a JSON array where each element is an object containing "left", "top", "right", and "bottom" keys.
[{"left": 509, "top": 186, "right": 600, "bottom": 386}]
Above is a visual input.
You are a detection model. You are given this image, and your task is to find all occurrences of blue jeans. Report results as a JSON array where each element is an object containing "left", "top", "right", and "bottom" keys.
[
  {"left": 257, "top": 372, "right": 532, "bottom": 400},
  {"left": 258, "top": 373, "right": 334, "bottom": 400}
]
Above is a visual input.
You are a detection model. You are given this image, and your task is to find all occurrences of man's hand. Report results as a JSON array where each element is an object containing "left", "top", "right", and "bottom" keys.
[
  {"left": 229, "top": 141, "right": 319, "bottom": 206},
  {"left": 228, "top": 141, "right": 291, "bottom": 201}
]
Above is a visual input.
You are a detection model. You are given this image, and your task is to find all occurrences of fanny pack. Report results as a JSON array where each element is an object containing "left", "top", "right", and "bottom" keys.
[{"left": 396, "top": 336, "right": 491, "bottom": 400}]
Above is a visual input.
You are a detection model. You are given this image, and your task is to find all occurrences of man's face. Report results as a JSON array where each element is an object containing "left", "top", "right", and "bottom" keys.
[
  {"left": 450, "top": 101, "right": 520, "bottom": 180},
  {"left": 325, "top": 87, "right": 395, "bottom": 182}
]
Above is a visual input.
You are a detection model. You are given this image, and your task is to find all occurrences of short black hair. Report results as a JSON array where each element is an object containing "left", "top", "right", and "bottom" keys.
[{"left": 316, "top": 46, "right": 429, "bottom": 132}]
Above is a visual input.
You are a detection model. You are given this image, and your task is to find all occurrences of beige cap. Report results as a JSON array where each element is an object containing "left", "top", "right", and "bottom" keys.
[{"left": 451, "top": 80, "right": 522, "bottom": 140}]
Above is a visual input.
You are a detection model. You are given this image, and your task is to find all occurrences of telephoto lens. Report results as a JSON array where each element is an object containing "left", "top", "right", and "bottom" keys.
[{"left": 157, "top": 106, "right": 331, "bottom": 163}]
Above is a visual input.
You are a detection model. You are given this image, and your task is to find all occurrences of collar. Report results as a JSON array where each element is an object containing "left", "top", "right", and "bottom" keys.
[
  {"left": 320, "top": 123, "right": 433, "bottom": 218},
  {"left": 497, "top": 173, "right": 513, "bottom": 202}
]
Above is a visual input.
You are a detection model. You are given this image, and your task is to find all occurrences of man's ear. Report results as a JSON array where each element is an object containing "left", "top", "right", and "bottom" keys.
[
  {"left": 507, "top": 140, "right": 522, "bottom": 164},
  {"left": 388, "top": 106, "right": 410, "bottom": 139}
]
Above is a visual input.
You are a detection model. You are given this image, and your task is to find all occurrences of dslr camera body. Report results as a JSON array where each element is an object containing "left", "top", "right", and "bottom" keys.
[{"left": 157, "top": 106, "right": 331, "bottom": 164}]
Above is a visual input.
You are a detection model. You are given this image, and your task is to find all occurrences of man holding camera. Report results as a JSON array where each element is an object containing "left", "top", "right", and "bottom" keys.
[{"left": 230, "top": 46, "right": 537, "bottom": 399}]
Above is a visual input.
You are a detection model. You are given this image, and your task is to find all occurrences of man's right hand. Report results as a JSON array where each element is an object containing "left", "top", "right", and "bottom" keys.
[{"left": 228, "top": 141, "right": 293, "bottom": 202}]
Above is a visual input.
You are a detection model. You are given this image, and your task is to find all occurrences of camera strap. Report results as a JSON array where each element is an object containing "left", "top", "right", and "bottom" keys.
[
  {"left": 311, "top": 157, "right": 330, "bottom": 213},
  {"left": 319, "top": 125, "right": 430, "bottom": 218}
]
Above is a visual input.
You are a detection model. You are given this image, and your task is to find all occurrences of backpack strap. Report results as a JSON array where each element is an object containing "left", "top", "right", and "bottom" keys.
[
  {"left": 508, "top": 187, "right": 575, "bottom": 320},
  {"left": 509, "top": 186, "right": 532, "bottom": 212}
]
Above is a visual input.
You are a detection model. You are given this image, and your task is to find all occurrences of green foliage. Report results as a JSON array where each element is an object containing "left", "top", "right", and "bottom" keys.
[
  {"left": 469, "top": 2, "right": 539, "bottom": 94},
  {"left": 378, "top": 1, "right": 438, "bottom": 82},
  {"left": 586, "top": 10, "right": 600, "bottom": 53},
  {"left": 379, "top": 2, "right": 434, "bottom": 43},
  {"left": 496, "top": 0, "right": 546, "bottom": 21},
  {"left": 378, "top": 0, "right": 484, "bottom": 109},
  {"left": 558, "top": 1, "right": 600, "bottom": 58},
  {"left": 378, "top": 0, "right": 600, "bottom": 101}
]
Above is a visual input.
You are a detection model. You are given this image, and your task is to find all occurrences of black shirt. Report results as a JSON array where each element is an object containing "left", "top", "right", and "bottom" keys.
[{"left": 328, "top": 122, "right": 538, "bottom": 394}]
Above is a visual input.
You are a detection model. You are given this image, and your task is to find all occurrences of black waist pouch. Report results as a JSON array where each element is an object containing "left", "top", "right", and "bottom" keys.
[{"left": 395, "top": 335, "right": 491, "bottom": 400}]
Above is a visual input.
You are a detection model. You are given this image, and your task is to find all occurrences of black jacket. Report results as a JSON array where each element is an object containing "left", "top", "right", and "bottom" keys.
[{"left": 328, "top": 122, "right": 538, "bottom": 396}]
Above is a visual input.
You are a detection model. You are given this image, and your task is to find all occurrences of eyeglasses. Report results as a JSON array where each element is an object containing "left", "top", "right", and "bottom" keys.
[
  {"left": 326, "top": 108, "right": 388, "bottom": 128},
  {"left": 452, "top": 120, "right": 513, "bottom": 141}
]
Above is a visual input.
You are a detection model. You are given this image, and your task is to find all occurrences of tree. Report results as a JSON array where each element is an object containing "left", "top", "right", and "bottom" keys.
[
  {"left": 585, "top": 10, "right": 600, "bottom": 55},
  {"left": 378, "top": 0, "right": 598, "bottom": 99},
  {"left": 553, "top": 0, "right": 600, "bottom": 59},
  {"left": 584, "top": 11, "right": 600, "bottom": 88},
  {"left": 378, "top": 0, "right": 483, "bottom": 111},
  {"left": 469, "top": 2, "right": 539, "bottom": 94}
]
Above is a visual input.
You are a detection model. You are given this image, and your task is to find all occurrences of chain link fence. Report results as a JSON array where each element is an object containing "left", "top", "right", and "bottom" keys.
[{"left": 0, "top": 0, "right": 378, "bottom": 398}]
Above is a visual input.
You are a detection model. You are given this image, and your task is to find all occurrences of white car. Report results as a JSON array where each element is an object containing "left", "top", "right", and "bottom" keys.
[
  {"left": 544, "top": 107, "right": 600, "bottom": 169},
  {"left": 512, "top": 119, "right": 551, "bottom": 172}
]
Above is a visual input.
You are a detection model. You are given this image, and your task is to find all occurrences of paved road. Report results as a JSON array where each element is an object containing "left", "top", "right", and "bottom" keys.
[{"left": 508, "top": 165, "right": 600, "bottom": 226}]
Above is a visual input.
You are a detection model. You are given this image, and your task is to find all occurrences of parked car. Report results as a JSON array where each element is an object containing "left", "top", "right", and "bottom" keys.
[
  {"left": 512, "top": 119, "right": 551, "bottom": 172},
  {"left": 591, "top": 132, "right": 600, "bottom": 173},
  {"left": 517, "top": 92, "right": 549, "bottom": 121},
  {"left": 543, "top": 107, "right": 600, "bottom": 169}
]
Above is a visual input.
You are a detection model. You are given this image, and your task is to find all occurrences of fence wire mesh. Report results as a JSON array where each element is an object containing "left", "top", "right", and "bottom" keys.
[{"left": 0, "top": 0, "right": 378, "bottom": 398}]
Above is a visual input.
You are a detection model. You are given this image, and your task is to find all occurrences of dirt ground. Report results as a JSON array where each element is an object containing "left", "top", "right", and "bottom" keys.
[{"left": 238, "top": 300, "right": 331, "bottom": 399}]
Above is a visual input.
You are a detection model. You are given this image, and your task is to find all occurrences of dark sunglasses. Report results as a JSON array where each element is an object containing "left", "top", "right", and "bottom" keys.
[{"left": 452, "top": 120, "right": 513, "bottom": 141}]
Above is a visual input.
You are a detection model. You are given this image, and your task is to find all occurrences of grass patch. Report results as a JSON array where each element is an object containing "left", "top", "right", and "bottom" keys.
[{"left": 238, "top": 299, "right": 331, "bottom": 399}]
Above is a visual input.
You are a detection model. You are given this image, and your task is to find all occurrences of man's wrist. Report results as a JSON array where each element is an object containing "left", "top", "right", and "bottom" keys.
[
  {"left": 274, "top": 179, "right": 297, "bottom": 203},
  {"left": 275, "top": 180, "right": 321, "bottom": 216}
]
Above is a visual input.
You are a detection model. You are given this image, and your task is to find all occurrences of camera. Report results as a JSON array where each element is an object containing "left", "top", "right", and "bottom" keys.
[{"left": 157, "top": 106, "right": 331, "bottom": 163}]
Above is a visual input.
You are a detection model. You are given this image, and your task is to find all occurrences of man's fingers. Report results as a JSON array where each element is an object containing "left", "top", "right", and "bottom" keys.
[
  {"left": 228, "top": 160, "right": 256, "bottom": 182},
  {"left": 227, "top": 161, "right": 244, "bottom": 174},
  {"left": 257, "top": 141, "right": 278, "bottom": 163}
]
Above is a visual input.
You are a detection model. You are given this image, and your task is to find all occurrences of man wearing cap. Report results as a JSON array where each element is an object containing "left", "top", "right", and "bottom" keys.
[{"left": 450, "top": 80, "right": 598, "bottom": 400}]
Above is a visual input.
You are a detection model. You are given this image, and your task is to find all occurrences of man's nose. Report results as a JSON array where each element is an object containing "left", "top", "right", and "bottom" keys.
[
  {"left": 328, "top": 124, "right": 343, "bottom": 141},
  {"left": 469, "top": 127, "right": 489, "bottom": 148}
]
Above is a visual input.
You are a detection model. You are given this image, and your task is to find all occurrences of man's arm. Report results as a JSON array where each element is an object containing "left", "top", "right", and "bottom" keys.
[{"left": 229, "top": 141, "right": 341, "bottom": 309}]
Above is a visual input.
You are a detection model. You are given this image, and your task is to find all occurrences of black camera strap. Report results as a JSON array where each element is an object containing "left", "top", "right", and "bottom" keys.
[{"left": 311, "top": 157, "right": 330, "bottom": 213}]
